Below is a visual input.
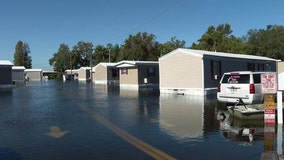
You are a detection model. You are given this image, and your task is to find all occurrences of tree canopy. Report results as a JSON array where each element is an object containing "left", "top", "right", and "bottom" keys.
[
  {"left": 49, "top": 44, "right": 71, "bottom": 73},
  {"left": 190, "top": 23, "right": 246, "bottom": 53},
  {"left": 191, "top": 24, "right": 284, "bottom": 60},
  {"left": 159, "top": 36, "right": 186, "bottom": 56},
  {"left": 245, "top": 25, "right": 284, "bottom": 60},
  {"left": 13, "top": 41, "right": 32, "bottom": 68},
  {"left": 48, "top": 23, "right": 284, "bottom": 73},
  {"left": 118, "top": 32, "right": 160, "bottom": 61},
  {"left": 48, "top": 33, "right": 185, "bottom": 73},
  {"left": 72, "top": 41, "right": 94, "bottom": 68}
]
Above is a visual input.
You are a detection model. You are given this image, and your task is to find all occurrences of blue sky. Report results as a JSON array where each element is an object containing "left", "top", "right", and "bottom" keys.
[{"left": 1, "top": 0, "right": 284, "bottom": 70}]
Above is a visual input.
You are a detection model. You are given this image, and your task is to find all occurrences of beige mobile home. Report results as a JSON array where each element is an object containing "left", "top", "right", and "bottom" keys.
[
  {"left": 159, "top": 48, "right": 277, "bottom": 95},
  {"left": 94, "top": 63, "right": 118, "bottom": 84},
  {"left": 0, "top": 60, "right": 13, "bottom": 90},
  {"left": 78, "top": 67, "right": 91, "bottom": 81},
  {"left": 115, "top": 61, "right": 159, "bottom": 89},
  {"left": 25, "top": 69, "right": 43, "bottom": 81},
  {"left": 12, "top": 66, "right": 25, "bottom": 84}
]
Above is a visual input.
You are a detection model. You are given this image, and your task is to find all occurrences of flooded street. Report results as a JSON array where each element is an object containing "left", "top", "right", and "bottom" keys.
[{"left": 0, "top": 80, "right": 282, "bottom": 160}]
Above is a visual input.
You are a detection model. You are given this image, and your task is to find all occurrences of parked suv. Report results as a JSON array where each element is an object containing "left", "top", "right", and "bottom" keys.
[{"left": 217, "top": 71, "right": 275, "bottom": 105}]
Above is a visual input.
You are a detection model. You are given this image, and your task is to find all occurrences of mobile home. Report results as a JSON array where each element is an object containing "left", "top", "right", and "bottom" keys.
[
  {"left": 115, "top": 61, "right": 159, "bottom": 89},
  {"left": 94, "top": 63, "right": 119, "bottom": 85},
  {"left": 78, "top": 67, "right": 91, "bottom": 81},
  {"left": 159, "top": 48, "right": 276, "bottom": 95},
  {"left": 25, "top": 69, "right": 43, "bottom": 81},
  {"left": 0, "top": 60, "right": 13, "bottom": 90},
  {"left": 12, "top": 66, "right": 26, "bottom": 84}
]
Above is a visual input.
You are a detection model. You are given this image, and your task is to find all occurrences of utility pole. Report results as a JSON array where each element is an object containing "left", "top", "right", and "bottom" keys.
[
  {"left": 90, "top": 46, "right": 93, "bottom": 82},
  {"left": 70, "top": 52, "right": 72, "bottom": 80},
  {"left": 107, "top": 43, "right": 112, "bottom": 63},
  {"left": 108, "top": 48, "right": 110, "bottom": 63}
]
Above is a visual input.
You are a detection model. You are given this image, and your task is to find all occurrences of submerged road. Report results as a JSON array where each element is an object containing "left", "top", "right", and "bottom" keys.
[
  {"left": 0, "top": 80, "right": 276, "bottom": 160},
  {"left": 78, "top": 103, "right": 177, "bottom": 160}
]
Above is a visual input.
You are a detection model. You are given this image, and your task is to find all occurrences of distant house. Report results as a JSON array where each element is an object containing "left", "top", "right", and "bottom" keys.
[
  {"left": 115, "top": 61, "right": 159, "bottom": 89},
  {"left": 42, "top": 71, "right": 58, "bottom": 80},
  {"left": 94, "top": 63, "right": 119, "bottom": 85},
  {"left": 12, "top": 66, "right": 26, "bottom": 84},
  {"left": 0, "top": 60, "right": 13, "bottom": 90},
  {"left": 64, "top": 69, "right": 79, "bottom": 81},
  {"left": 78, "top": 67, "right": 91, "bottom": 81},
  {"left": 159, "top": 48, "right": 277, "bottom": 95},
  {"left": 25, "top": 69, "right": 43, "bottom": 81}
]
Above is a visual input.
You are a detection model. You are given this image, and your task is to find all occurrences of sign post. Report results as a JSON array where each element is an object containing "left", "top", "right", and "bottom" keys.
[
  {"left": 278, "top": 62, "right": 284, "bottom": 90},
  {"left": 277, "top": 61, "right": 284, "bottom": 159},
  {"left": 278, "top": 62, "right": 284, "bottom": 124},
  {"left": 261, "top": 73, "right": 277, "bottom": 152},
  {"left": 261, "top": 73, "right": 277, "bottom": 123}
]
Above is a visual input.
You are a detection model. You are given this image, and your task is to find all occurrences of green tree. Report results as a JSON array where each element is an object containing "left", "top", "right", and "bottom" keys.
[
  {"left": 13, "top": 41, "right": 32, "bottom": 68},
  {"left": 94, "top": 44, "right": 108, "bottom": 64},
  {"left": 119, "top": 32, "right": 160, "bottom": 61},
  {"left": 72, "top": 41, "right": 94, "bottom": 67},
  {"left": 159, "top": 36, "right": 186, "bottom": 56},
  {"left": 190, "top": 23, "right": 245, "bottom": 53},
  {"left": 245, "top": 25, "right": 284, "bottom": 60},
  {"left": 49, "top": 44, "right": 71, "bottom": 73},
  {"left": 111, "top": 44, "right": 121, "bottom": 62}
]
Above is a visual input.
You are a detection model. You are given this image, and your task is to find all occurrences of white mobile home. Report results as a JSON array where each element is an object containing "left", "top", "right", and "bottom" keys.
[
  {"left": 159, "top": 48, "right": 277, "bottom": 95},
  {"left": 25, "top": 69, "right": 43, "bottom": 81},
  {"left": 12, "top": 66, "right": 26, "bottom": 84}
]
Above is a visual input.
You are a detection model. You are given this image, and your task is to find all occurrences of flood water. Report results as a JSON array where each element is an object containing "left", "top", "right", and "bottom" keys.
[{"left": 0, "top": 80, "right": 283, "bottom": 160}]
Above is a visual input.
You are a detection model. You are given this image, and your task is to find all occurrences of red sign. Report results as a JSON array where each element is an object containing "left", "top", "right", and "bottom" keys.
[
  {"left": 261, "top": 73, "right": 277, "bottom": 94},
  {"left": 264, "top": 109, "right": 275, "bottom": 114}
]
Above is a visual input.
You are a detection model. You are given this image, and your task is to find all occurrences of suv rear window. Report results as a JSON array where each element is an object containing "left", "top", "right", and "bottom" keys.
[
  {"left": 253, "top": 74, "right": 261, "bottom": 83},
  {"left": 221, "top": 74, "right": 250, "bottom": 84}
]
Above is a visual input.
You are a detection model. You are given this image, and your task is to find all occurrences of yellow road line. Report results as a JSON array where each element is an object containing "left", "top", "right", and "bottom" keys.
[{"left": 78, "top": 103, "right": 177, "bottom": 160}]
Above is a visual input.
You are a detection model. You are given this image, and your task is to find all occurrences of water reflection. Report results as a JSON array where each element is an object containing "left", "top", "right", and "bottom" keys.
[
  {"left": 159, "top": 94, "right": 205, "bottom": 141},
  {"left": 117, "top": 88, "right": 160, "bottom": 126},
  {"left": 217, "top": 111, "right": 264, "bottom": 145}
]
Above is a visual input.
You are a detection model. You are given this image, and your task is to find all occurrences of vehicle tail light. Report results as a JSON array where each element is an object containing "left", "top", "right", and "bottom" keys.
[
  {"left": 218, "top": 84, "right": 221, "bottom": 92},
  {"left": 250, "top": 84, "right": 255, "bottom": 94}
]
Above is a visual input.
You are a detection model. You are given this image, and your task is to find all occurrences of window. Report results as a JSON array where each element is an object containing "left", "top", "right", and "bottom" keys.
[
  {"left": 121, "top": 68, "right": 128, "bottom": 75},
  {"left": 147, "top": 67, "right": 156, "bottom": 77},
  {"left": 253, "top": 74, "right": 261, "bottom": 83},
  {"left": 257, "top": 63, "right": 265, "bottom": 71},
  {"left": 247, "top": 63, "right": 255, "bottom": 71},
  {"left": 221, "top": 74, "right": 250, "bottom": 84},
  {"left": 210, "top": 60, "right": 221, "bottom": 80},
  {"left": 111, "top": 68, "right": 118, "bottom": 77}
]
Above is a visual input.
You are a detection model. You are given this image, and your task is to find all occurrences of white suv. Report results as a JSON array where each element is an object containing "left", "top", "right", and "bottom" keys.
[{"left": 217, "top": 71, "right": 275, "bottom": 105}]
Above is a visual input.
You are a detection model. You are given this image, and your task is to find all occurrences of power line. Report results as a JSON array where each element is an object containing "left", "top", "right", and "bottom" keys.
[
  {"left": 107, "top": 0, "right": 181, "bottom": 44},
  {"left": 132, "top": 0, "right": 181, "bottom": 31}
]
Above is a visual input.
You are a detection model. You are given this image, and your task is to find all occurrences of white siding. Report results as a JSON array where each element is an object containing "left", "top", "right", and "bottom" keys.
[{"left": 159, "top": 51, "right": 203, "bottom": 95}]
